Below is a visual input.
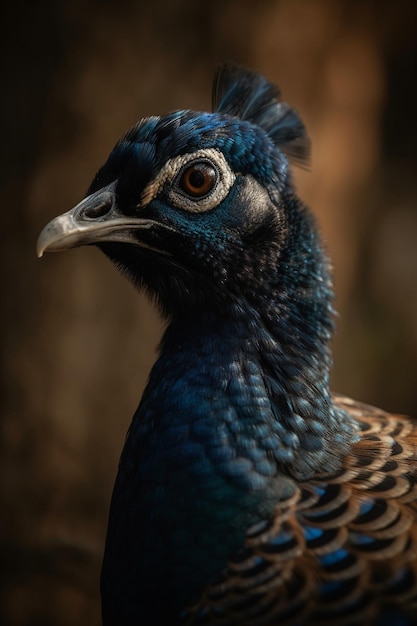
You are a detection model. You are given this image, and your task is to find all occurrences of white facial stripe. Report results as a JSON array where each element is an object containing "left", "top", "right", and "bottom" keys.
[{"left": 139, "top": 148, "right": 236, "bottom": 213}]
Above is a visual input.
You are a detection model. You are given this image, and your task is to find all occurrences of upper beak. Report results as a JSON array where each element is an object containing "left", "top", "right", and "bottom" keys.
[{"left": 37, "top": 182, "right": 154, "bottom": 258}]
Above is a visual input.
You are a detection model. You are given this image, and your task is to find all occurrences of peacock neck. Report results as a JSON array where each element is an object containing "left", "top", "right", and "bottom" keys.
[
  {"left": 159, "top": 288, "right": 356, "bottom": 483},
  {"left": 102, "top": 281, "right": 358, "bottom": 624}
]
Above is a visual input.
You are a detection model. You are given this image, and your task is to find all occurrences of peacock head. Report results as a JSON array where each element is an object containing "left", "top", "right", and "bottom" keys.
[{"left": 37, "top": 64, "right": 327, "bottom": 319}]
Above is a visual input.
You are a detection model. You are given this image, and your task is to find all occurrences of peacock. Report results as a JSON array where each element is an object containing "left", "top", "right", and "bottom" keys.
[{"left": 37, "top": 63, "right": 417, "bottom": 625}]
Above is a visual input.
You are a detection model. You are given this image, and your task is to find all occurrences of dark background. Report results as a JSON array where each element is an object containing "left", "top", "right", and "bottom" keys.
[{"left": 1, "top": 1, "right": 417, "bottom": 624}]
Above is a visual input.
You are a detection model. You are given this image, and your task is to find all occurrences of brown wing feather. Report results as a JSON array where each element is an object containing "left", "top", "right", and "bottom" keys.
[{"left": 182, "top": 396, "right": 417, "bottom": 625}]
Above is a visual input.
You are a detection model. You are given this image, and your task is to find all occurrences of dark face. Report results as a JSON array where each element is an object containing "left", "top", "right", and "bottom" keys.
[
  {"left": 37, "top": 64, "right": 311, "bottom": 317},
  {"left": 37, "top": 113, "right": 289, "bottom": 315}
]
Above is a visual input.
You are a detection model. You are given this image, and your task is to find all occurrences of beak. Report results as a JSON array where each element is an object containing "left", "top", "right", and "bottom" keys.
[{"left": 37, "top": 182, "right": 155, "bottom": 258}]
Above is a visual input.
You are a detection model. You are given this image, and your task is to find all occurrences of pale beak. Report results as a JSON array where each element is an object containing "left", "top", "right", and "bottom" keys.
[{"left": 37, "top": 182, "right": 154, "bottom": 258}]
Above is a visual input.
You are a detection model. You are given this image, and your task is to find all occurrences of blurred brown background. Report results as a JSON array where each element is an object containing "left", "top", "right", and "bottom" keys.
[{"left": 1, "top": 0, "right": 417, "bottom": 624}]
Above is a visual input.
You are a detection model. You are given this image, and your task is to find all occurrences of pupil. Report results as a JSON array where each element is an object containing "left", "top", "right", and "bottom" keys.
[
  {"left": 179, "top": 161, "right": 217, "bottom": 198},
  {"left": 189, "top": 169, "right": 206, "bottom": 188}
]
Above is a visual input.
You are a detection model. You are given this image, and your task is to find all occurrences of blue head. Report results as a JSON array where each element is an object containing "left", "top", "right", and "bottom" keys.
[{"left": 38, "top": 63, "right": 328, "bottom": 328}]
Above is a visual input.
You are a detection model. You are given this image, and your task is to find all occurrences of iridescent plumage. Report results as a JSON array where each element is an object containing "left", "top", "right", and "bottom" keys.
[
  {"left": 37, "top": 64, "right": 417, "bottom": 625},
  {"left": 182, "top": 395, "right": 417, "bottom": 625}
]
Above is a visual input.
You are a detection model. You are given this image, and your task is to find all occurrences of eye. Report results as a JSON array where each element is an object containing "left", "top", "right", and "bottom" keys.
[
  {"left": 156, "top": 148, "right": 236, "bottom": 214},
  {"left": 178, "top": 161, "right": 218, "bottom": 198}
]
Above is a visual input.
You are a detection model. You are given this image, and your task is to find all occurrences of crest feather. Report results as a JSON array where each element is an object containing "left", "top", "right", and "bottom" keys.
[{"left": 212, "top": 62, "right": 310, "bottom": 166}]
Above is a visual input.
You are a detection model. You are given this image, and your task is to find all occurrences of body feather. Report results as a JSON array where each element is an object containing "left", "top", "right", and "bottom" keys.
[
  {"left": 182, "top": 396, "right": 417, "bottom": 625},
  {"left": 37, "top": 64, "right": 417, "bottom": 625}
]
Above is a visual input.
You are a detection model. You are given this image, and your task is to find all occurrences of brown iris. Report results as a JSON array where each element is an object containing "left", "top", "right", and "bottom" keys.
[{"left": 179, "top": 162, "right": 217, "bottom": 198}]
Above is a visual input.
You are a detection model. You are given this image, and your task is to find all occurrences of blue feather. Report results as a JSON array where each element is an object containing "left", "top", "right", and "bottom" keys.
[{"left": 213, "top": 62, "right": 310, "bottom": 165}]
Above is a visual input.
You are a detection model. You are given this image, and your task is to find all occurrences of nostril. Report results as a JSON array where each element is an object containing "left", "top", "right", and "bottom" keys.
[{"left": 83, "top": 192, "right": 114, "bottom": 219}]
